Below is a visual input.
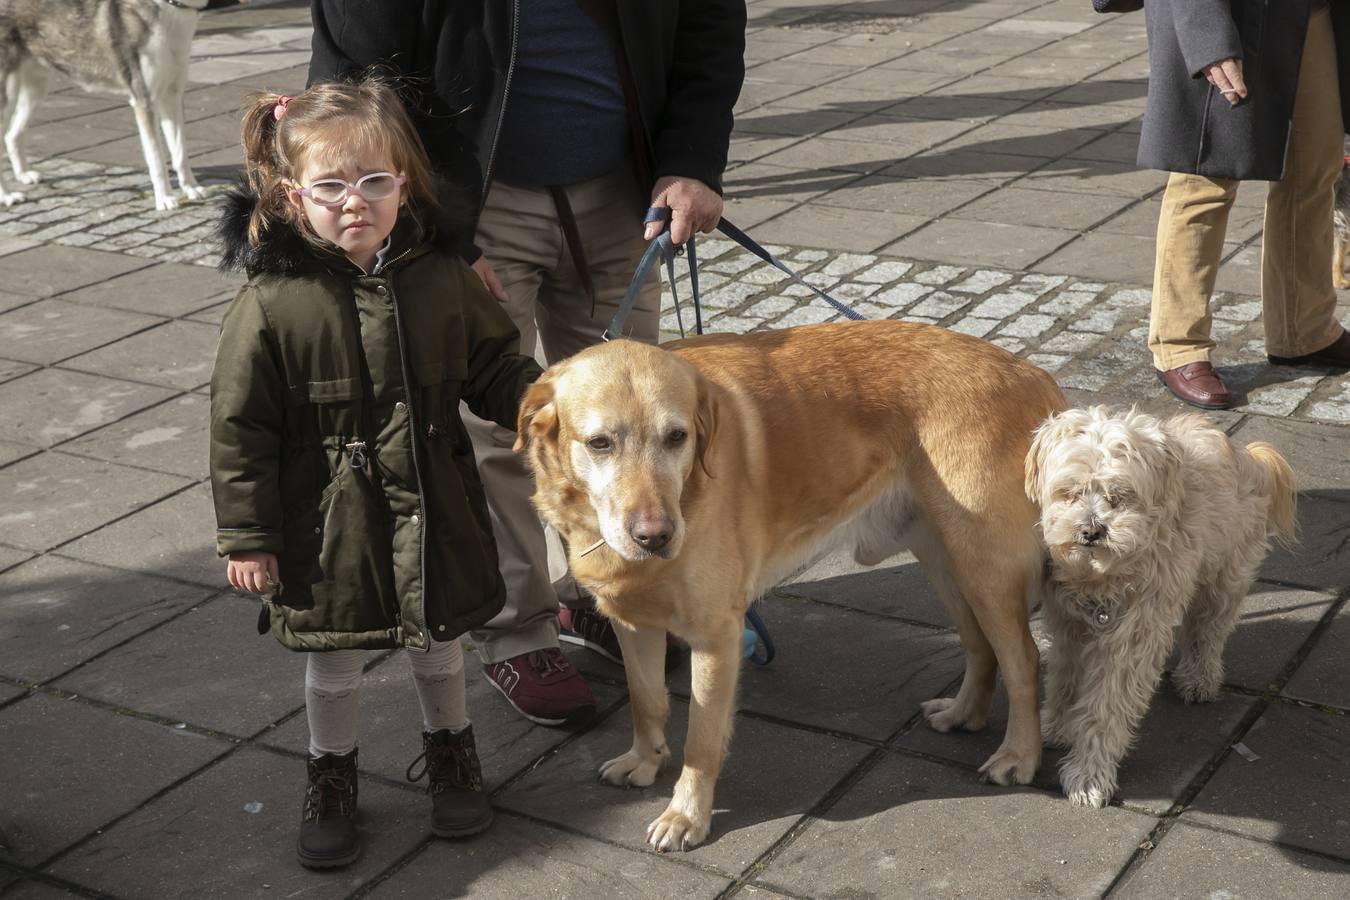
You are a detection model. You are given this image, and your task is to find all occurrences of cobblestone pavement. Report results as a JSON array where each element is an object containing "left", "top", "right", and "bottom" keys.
[{"left": 0, "top": 1, "right": 1347, "bottom": 899}]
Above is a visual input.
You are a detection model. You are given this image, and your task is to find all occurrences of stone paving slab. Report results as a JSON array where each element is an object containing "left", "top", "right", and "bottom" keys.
[
  {"left": 0, "top": 246, "right": 150, "bottom": 298},
  {"left": 1113, "top": 822, "right": 1350, "bottom": 900},
  {"left": 0, "top": 691, "right": 228, "bottom": 868},
  {"left": 1, "top": 881, "right": 82, "bottom": 899},
  {"left": 64, "top": 319, "right": 219, "bottom": 392},
  {"left": 369, "top": 814, "right": 734, "bottom": 899},
  {"left": 53, "top": 262, "right": 241, "bottom": 318},
  {"left": 50, "top": 593, "right": 300, "bottom": 739},
  {"left": 0, "top": 299, "right": 163, "bottom": 365},
  {"left": 0, "top": 683, "right": 25, "bottom": 705},
  {"left": 58, "top": 394, "right": 211, "bottom": 481},
  {"left": 1203, "top": 586, "right": 1340, "bottom": 694},
  {"left": 495, "top": 698, "right": 873, "bottom": 876},
  {"left": 0, "top": 440, "right": 36, "bottom": 468},
  {"left": 0, "top": 545, "right": 33, "bottom": 574},
  {"left": 258, "top": 646, "right": 628, "bottom": 793},
  {"left": 0, "top": 292, "right": 37, "bottom": 314},
  {"left": 58, "top": 481, "right": 220, "bottom": 588},
  {"left": 0, "top": 553, "right": 214, "bottom": 685},
  {"left": 0, "top": 451, "right": 191, "bottom": 552},
  {"left": 1283, "top": 604, "right": 1350, "bottom": 711},
  {"left": 897, "top": 683, "right": 1257, "bottom": 817},
  {"left": 0, "top": 368, "right": 176, "bottom": 448},
  {"left": 750, "top": 753, "right": 1156, "bottom": 900},
  {"left": 1183, "top": 704, "right": 1350, "bottom": 861},
  {"left": 776, "top": 555, "right": 953, "bottom": 628},
  {"left": 0, "top": 359, "right": 36, "bottom": 384},
  {"left": 44, "top": 746, "right": 427, "bottom": 900}
]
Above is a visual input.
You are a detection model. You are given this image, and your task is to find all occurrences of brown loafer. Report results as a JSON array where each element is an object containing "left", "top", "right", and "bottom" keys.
[
  {"left": 1268, "top": 329, "right": 1350, "bottom": 370},
  {"left": 1159, "top": 361, "right": 1232, "bottom": 410}
]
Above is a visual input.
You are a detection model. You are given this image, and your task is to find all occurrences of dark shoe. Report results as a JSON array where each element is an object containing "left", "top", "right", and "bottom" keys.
[
  {"left": 297, "top": 750, "right": 360, "bottom": 869},
  {"left": 407, "top": 727, "right": 493, "bottom": 838},
  {"left": 558, "top": 607, "right": 624, "bottom": 664},
  {"left": 1268, "top": 329, "right": 1350, "bottom": 370},
  {"left": 1159, "top": 361, "right": 1232, "bottom": 410},
  {"left": 484, "top": 648, "right": 596, "bottom": 726}
]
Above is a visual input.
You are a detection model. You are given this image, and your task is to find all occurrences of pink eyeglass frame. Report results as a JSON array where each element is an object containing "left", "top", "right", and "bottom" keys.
[{"left": 295, "top": 172, "right": 405, "bottom": 207}]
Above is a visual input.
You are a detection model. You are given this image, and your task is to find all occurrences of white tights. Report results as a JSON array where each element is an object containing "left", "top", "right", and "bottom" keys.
[{"left": 305, "top": 638, "right": 467, "bottom": 757}]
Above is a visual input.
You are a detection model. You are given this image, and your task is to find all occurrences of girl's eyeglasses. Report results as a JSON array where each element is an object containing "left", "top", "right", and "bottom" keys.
[{"left": 296, "top": 172, "right": 405, "bottom": 207}]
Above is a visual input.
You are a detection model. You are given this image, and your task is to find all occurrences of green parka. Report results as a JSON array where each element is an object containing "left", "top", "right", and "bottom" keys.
[{"left": 210, "top": 190, "right": 541, "bottom": 652}]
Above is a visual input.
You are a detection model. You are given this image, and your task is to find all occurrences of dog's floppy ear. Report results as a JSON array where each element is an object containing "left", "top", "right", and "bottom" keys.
[
  {"left": 694, "top": 372, "right": 720, "bottom": 479},
  {"left": 514, "top": 379, "right": 558, "bottom": 453},
  {"left": 1025, "top": 412, "right": 1067, "bottom": 500}
]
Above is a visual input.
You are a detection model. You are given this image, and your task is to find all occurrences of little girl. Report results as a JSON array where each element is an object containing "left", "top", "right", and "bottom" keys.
[{"left": 210, "top": 78, "right": 541, "bottom": 870}]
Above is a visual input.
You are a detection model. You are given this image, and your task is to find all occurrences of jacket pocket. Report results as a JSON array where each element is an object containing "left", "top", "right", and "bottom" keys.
[{"left": 290, "top": 375, "right": 365, "bottom": 442}]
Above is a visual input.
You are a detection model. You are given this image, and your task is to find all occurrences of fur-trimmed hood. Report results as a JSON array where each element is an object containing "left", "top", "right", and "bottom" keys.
[{"left": 216, "top": 181, "right": 476, "bottom": 276}]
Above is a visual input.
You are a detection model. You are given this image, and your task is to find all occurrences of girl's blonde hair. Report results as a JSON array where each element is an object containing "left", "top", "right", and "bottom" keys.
[{"left": 240, "top": 75, "right": 438, "bottom": 246}]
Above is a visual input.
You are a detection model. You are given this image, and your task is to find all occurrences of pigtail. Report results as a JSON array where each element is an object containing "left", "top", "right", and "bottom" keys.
[{"left": 240, "top": 92, "right": 293, "bottom": 246}]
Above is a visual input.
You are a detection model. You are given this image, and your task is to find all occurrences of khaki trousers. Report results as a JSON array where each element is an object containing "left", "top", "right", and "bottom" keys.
[
  {"left": 1149, "top": 4, "right": 1345, "bottom": 369},
  {"left": 466, "top": 168, "right": 660, "bottom": 663}
]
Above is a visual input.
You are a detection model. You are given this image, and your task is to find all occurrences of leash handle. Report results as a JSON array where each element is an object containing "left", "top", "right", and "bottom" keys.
[
  {"left": 605, "top": 208, "right": 862, "bottom": 341},
  {"left": 744, "top": 607, "right": 776, "bottom": 666}
]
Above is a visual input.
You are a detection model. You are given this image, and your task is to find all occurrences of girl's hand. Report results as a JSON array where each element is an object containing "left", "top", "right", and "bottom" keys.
[
  {"left": 228, "top": 551, "right": 281, "bottom": 595},
  {"left": 1203, "top": 58, "right": 1247, "bottom": 107}
]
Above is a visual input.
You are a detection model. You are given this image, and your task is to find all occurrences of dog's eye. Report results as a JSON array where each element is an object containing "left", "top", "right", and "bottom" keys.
[
  {"left": 586, "top": 436, "right": 613, "bottom": 453},
  {"left": 667, "top": 429, "right": 688, "bottom": 446}
]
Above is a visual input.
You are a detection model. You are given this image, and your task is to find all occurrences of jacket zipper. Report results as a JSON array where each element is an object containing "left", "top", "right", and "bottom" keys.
[
  {"left": 480, "top": 0, "right": 520, "bottom": 203},
  {"left": 385, "top": 275, "right": 430, "bottom": 650}
]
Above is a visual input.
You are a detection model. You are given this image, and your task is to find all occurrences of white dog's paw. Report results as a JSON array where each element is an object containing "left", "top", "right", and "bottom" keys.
[
  {"left": 182, "top": 184, "right": 208, "bottom": 201},
  {"left": 14, "top": 169, "right": 39, "bottom": 186},
  {"left": 0, "top": 190, "right": 25, "bottom": 206},
  {"left": 646, "top": 803, "right": 709, "bottom": 853},
  {"left": 978, "top": 742, "right": 1040, "bottom": 786},
  {"left": 155, "top": 194, "right": 181, "bottom": 212},
  {"left": 599, "top": 747, "right": 667, "bottom": 788},
  {"left": 1060, "top": 762, "right": 1115, "bottom": 808},
  {"left": 921, "top": 697, "right": 987, "bottom": 733}
]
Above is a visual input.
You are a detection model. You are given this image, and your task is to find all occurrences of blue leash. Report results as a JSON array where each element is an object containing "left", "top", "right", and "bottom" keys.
[{"left": 606, "top": 207, "right": 862, "bottom": 665}]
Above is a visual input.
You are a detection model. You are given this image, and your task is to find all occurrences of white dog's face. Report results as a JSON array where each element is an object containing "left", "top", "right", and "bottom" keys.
[{"left": 1025, "top": 406, "right": 1181, "bottom": 579}]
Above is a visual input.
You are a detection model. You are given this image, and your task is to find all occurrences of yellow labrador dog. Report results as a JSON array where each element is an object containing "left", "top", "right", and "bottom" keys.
[{"left": 515, "top": 321, "right": 1065, "bottom": 851}]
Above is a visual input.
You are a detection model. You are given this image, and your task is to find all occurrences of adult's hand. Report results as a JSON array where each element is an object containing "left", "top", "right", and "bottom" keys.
[
  {"left": 1203, "top": 58, "right": 1247, "bottom": 107},
  {"left": 472, "top": 255, "right": 509, "bottom": 303},
  {"left": 646, "top": 175, "right": 723, "bottom": 246}
]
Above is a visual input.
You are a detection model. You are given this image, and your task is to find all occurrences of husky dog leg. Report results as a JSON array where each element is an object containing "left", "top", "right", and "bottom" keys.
[
  {"left": 4, "top": 57, "right": 46, "bottom": 187},
  {"left": 126, "top": 63, "right": 176, "bottom": 210},
  {"left": 0, "top": 45, "right": 22, "bottom": 205},
  {"left": 147, "top": 52, "right": 204, "bottom": 201}
]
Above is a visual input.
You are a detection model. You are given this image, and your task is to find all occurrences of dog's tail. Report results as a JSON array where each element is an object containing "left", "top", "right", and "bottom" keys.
[{"left": 1245, "top": 442, "right": 1298, "bottom": 546}]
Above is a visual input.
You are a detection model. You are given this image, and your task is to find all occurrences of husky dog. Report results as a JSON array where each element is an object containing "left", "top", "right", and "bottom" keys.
[{"left": 0, "top": 0, "right": 209, "bottom": 210}]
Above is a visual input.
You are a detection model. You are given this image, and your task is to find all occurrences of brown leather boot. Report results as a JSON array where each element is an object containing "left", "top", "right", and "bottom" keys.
[
  {"left": 407, "top": 726, "right": 493, "bottom": 838},
  {"left": 296, "top": 749, "right": 360, "bottom": 869}
]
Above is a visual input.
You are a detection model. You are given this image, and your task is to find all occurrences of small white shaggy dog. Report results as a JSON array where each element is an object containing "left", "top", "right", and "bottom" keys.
[{"left": 1025, "top": 406, "right": 1296, "bottom": 808}]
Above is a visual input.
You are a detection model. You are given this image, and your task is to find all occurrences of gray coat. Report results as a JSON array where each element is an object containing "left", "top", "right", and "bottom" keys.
[{"left": 1138, "top": 0, "right": 1350, "bottom": 181}]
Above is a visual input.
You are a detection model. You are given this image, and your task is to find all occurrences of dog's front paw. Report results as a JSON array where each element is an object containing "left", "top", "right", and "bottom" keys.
[
  {"left": 182, "top": 184, "right": 208, "bottom": 201},
  {"left": 646, "top": 803, "right": 709, "bottom": 853},
  {"left": 0, "top": 190, "right": 25, "bottom": 206},
  {"left": 921, "top": 697, "right": 987, "bottom": 733},
  {"left": 599, "top": 747, "right": 667, "bottom": 788},
  {"left": 14, "top": 169, "right": 39, "bottom": 186},
  {"left": 154, "top": 194, "right": 181, "bottom": 212},
  {"left": 1171, "top": 666, "right": 1222, "bottom": 705},
  {"left": 1059, "top": 760, "right": 1116, "bottom": 808},
  {"left": 978, "top": 742, "right": 1039, "bottom": 786}
]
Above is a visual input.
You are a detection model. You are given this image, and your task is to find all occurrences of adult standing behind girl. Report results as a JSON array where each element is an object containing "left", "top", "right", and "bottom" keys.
[
  {"left": 210, "top": 78, "right": 542, "bottom": 869},
  {"left": 1142, "top": 0, "right": 1350, "bottom": 410}
]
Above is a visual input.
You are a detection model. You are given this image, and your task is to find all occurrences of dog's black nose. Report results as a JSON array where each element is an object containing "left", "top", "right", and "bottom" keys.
[
  {"left": 630, "top": 516, "right": 672, "bottom": 551},
  {"left": 1077, "top": 522, "right": 1106, "bottom": 545}
]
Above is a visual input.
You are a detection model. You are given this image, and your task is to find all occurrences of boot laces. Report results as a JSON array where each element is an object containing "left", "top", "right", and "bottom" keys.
[
  {"left": 406, "top": 739, "right": 480, "bottom": 794},
  {"left": 304, "top": 767, "right": 354, "bottom": 819}
]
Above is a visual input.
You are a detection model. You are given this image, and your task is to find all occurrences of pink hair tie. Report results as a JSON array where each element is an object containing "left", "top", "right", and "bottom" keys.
[{"left": 273, "top": 95, "right": 292, "bottom": 121}]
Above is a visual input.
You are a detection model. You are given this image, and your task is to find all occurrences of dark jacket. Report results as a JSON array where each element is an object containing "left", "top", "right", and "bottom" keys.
[
  {"left": 1138, "top": 0, "right": 1350, "bottom": 181},
  {"left": 210, "top": 192, "right": 542, "bottom": 652},
  {"left": 306, "top": 0, "right": 746, "bottom": 238}
]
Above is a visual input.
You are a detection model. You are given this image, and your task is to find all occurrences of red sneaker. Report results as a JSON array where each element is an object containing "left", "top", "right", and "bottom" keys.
[{"left": 483, "top": 649, "right": 596, "bottom": 727}]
